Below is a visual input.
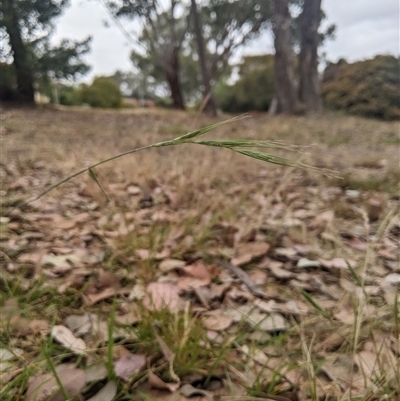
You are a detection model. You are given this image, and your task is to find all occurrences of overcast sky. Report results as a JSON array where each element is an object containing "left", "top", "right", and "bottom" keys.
[{"left": 52, "top": 0, "right": 399, "bottom": 81}]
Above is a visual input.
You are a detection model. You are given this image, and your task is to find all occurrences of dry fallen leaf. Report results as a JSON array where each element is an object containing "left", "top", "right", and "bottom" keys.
[
  {"left": 334, "top": 308, "right": 355, "bottom": 325},
  {"left": 319, "top": 258, "right": 355, "bottom": 270},
  {"left": 65, "top": 313, "right": 93, "bottom": 336},
  {"left": 297, "top": 258, "right": 321, "bottom": 269},
  {"left": 180, "top": 383, "right": 214, "bottom": 399},
  {"left": 143, "top": 282, "right": 183, "bottom": 312},
  {"left": 231, "top": 242, "right": 270, "bottom": 266},
  {"left": 182, "top": 262, "right": 211, "bottom": 281},
  {"left": 226, "top": 306, "right": 289, "bottom": 332},
  {"left": 51, "top": 325, "right": 86, "bottom": 355},
  {"left": 159, "top": 258, "right": 186, "bottom": 273},
  {"left": 86, "top": 380, "right": 117, "bottom": 401},
  {"left": 177, "top": 276, "right": 211, "bottom": 291},
  {"left": 58, "top": 272, "right": 86, "bottom": 293},
  {"left": 149, "top": 371, "right": 180, "bottom": 392},
  {"left": 83, "top": 287, "right": 131, "bottom": 306},
  {"left": 27, "top": 319, "right": 50, "bottom": 337},
  {"left": 114, "top": 353, "right": 146, "bottom": 381},
  {"left": 210, "top": 282, "right": 231, "bottom": 299},
  {"left": 127, "top": 184, "right": 141, "bottom": 195},
  {"left": 202, "top": 310, "right": 233, "bottom": 331},
  {"left": 115, "top": 302, "right": 140, "bottom": 325},
  {"left": 5, "top": 314, "right": 49, "bottom": 337},
  {"left": 17, "top": 251, "right": 45, "bottom": 264},
  {"left": 40, "top": 252, "right": 83, "bottom": 273},
  {"left": 94, "top": 269, "right": 121, "bottom": 290},
  {"left": 26, "top": 364, "right": 86, "bottom": 401},
  {"left": 320, "top": 353, "right": 354, "bottom": 390},
  {"left": 85, "top": 362, "right": 109, "bottom": 382},
  {"left": 113, "top": 345, "right": 134, "bottom": 359},
  {"left": 53, "top": 216, "right": 76, "bottom": 230},
  {"left": 255, "top": 299, "right": 308, "bottom": 315},
  {"left": 0, "top": 298, "right": 20, "bottom": 320},
  {"left": 240, "top": 344, "right": 269, "bottom": 365},
  {"left": 310, "top": 210, "right": 334, "bottom": 231}
]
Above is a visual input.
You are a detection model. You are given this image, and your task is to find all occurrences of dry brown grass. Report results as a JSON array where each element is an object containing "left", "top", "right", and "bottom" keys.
[{"left": 2, "top": 107, "right": 399, "bottom": 200}]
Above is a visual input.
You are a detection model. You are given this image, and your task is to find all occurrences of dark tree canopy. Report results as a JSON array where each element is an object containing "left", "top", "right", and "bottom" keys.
[
  {"left": 216, "top": 54, "right": 275, "bottom": 113},
  {"left": 80, "top": 77, "right": 123, "bottom": 109},
  {"left": 34, "top": 38, "right": 91, "bottom": 82},
  {"left": 0, "top": 0, "right": 90, "bottom": 103}
]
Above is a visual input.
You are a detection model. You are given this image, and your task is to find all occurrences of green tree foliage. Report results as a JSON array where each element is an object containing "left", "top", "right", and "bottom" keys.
[
  {"left": 34, "top": 38, "right": 91, "bottom": 82},
  {"left": 79, "top": 77, "right": 123, "bottom": 109},
  {"left": 129, "top": 48, "right": 168, "bottom": 98},
  {"left": 108, "top": 70, "right": 143, "bottom": 98},
  {"left": 215, "top": 55, "right": 275, "bottom": 113},
  {"left": 0, "top": 0, "right": 90, "bottom": 102},
  {"left": 59, "top": 85, "right": 82, "bottom": 106},
  {"left": 322, "top": 55, "right": 400, "bottom": 120}
]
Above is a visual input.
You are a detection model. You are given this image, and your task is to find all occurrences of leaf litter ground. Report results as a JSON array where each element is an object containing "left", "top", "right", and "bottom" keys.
[{"left": 1, "top": 107, "right": 399, "bottom": 400}]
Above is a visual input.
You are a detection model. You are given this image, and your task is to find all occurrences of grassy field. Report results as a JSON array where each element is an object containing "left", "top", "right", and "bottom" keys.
[{"left": 1, "top": 106, "right": 399, "bottom": 401}]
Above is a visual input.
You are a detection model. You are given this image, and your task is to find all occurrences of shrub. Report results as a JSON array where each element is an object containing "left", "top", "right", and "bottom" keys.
[
  {"left": 59, "top": 85, "right": 82, "bottom": 106},
  {"left": 79, "top": 77, "right": 122, "bottom": 108},
  {"left": 155, "top": 96, "right": 174, "bottom": 109},
  {"left": 322, "top": 55, "right": 400, "bottom": 120},
  {"left": 215, "top": 55, "right": 275, "bottom": 113}
]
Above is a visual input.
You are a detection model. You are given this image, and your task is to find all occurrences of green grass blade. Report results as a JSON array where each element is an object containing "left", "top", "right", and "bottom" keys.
[
  {"left": 88, "top": 167, "right": 111, "bottom": 201},
  {"left": 233, "top": 149, "right": 316, "bottom": 171},
  {"left": 170, "top": 114, "right": 248, "bottom": 142},
  {"left": 301, "top": 290, "right": 331, "bottom": 320},
  {"left": 346, "top": 260, "right": 362, "bottom": 287},
  {"left": 192, "top": 138, "right": 300, "bottom": 151},
  {"left": 106, "top": 298, "right": 118, "bottom": 381},
  {"left": 394, "top": 289, "right": 399, "bottom": 335},
  {"left": 43, "top": 343, "right": 70, "bottom": 400}
]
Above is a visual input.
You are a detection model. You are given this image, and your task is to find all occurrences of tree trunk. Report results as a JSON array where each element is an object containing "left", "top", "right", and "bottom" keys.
[
  {"left": 272, "top": 0, "right": 299, "bottom": 114},
  {"left": 299, "top": 0, "right": 323, "bottom": 113},
  {"left": 2, "top": 0, "right": 35, "bottom": 103},
  {"left": 190, "top": 0, "right": 218, "bottom": 116},
  {"left": 165, "top": 48, "right": 185, "bottom": 110}
]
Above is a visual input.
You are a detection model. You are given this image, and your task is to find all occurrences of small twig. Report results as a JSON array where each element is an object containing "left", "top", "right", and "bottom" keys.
[{"left": 217, "top": 259, "right": 269, "bottom": 300}]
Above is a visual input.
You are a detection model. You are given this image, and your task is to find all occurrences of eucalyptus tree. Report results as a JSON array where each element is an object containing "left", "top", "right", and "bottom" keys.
[
  {"left": 190, "top": 0, "right": 217, "bottom": 115},
  {"left": 298, "top": 0, "right": 323, "bottom": 113},
  {"left": 111, "top": 0, "right": 188, "bottom": 109},
  {"left": 271, "top": 0, "right": 335, "bottom": 114},
  {"left": 1, "top": 0, "right": 90, "bottom": 103}
]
